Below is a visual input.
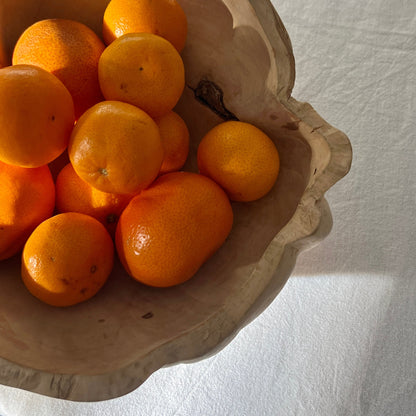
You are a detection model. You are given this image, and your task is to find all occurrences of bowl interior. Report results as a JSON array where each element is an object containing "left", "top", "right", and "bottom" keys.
[{"left": 0, "top": 0, "right": 314, "bottom": 376}]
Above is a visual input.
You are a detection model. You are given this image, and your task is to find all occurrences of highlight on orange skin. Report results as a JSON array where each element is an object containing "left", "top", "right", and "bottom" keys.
[{"left": 98, "top": 33, "right": 185, "bottom": 119}]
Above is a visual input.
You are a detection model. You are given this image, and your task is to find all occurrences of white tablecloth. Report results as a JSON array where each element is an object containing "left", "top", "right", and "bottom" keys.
[{"left": 1, "top": 0, "right": 415, "bottom": 414}]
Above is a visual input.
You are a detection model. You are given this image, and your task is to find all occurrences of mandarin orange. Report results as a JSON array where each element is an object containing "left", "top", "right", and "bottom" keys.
[
  {"left": 197, "top": 121, "right": 280, "bottom": 201},
  {"left": 22, "top": 213, "right": 114, "bottom": 307},
  {"left": 0, "top": 65, "right": 74, "bottom": 168},
  {"left": 68, "top": 100, "right": 163, "bottom": 195},
  {"left": 116, "top": 171, "right": 233, "bottom": 288},
  {"left": 98, "top": 33, "right": 185, "bottom": 118}
]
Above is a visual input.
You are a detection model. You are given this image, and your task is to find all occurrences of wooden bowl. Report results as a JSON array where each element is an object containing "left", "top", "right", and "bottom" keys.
[{"left": 0, "top": 0, "right": 352, "bottom": 401}]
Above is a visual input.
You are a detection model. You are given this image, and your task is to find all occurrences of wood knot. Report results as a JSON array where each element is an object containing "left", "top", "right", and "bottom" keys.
[{"left": 190, "top": 79, "right": 239, "bottom": 121}]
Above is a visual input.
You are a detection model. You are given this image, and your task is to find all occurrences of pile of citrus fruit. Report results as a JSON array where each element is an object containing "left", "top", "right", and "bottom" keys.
[{"left": 0, "top": 0, "right": 280, "bottom": 307}]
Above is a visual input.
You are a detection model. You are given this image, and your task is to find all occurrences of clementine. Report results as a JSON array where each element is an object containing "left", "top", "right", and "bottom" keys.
[
  {"left": 56, "top": 163, "right": 135, "bottom": 236},
  {"left": 98, "top": 33, "right": 185, "bottom": 118},
  {"left": 0, "top": 65, "right": 74, "bottom": 168},
  {"left": 22, "top": 212, "right": 114, "bottom": 307},
  {"left": 197, "top": 121, "right": 280, "bottom": 201},
  {"left": 116, "top": 171, "right": 233, "bottom": 288},
  {"left": 68, "top": 100, "right": 163, "bottom": 195},
  {"left": 103, "top": 0, "right": 188, "bottom": 52},
  {"left": 155, "top": 111, "right": 190, "bottom": 174},
  {"left": 13, "top": 18, "right": 105, "bottom": 119},
  {"left": 0, "top": 161, "right": 55, "bottom": 261}
]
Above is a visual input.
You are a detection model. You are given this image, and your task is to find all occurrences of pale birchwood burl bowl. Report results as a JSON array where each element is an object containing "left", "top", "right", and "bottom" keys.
[{"left": 0, "top": 0, "right": 352, "bottom": 401}]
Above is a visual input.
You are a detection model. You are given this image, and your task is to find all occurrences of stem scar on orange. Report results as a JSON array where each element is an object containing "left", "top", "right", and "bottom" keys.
[
  {"left": 0, "top": 65, "right": 74, "bottom": 168},
  {"left": 68, "top": 101, "right": 163, "bottom": 195},
  {"left": 22, "top": 212, "right": 114, "bottom": 307}
]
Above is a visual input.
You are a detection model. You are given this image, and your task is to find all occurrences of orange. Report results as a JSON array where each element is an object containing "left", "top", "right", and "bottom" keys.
[
  {"left": 13, "top": 18, "right": 106, "bottom": 119},
  {"left": 103, "top": 0, "right": 187, "bottom": 52},
  {"left": 116, "top": 171, "right": 233, "bottom": 287},
  {"left": 0, "top": 65, "right": 74, "bottom": 168},
  {"left": 0, "top": 161, "right": 55, "bottom": 261},
  {"left": 56, "top": 163, "right": 135, "bottom": 236},
  {"left": 68, "top": 100, "right": 163, "bottom": 195},
  {"left": 155, "top": 111, "right": 190, "bottom": 174},
  {"left": 197, "top": 121, "right": 280, "bottom": 202},
  {"left": 98, "top": 33, "right": 185, "bottom": 118},
  {"left": 22, "top": 212, "right": 114, "bottom": 307}
]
